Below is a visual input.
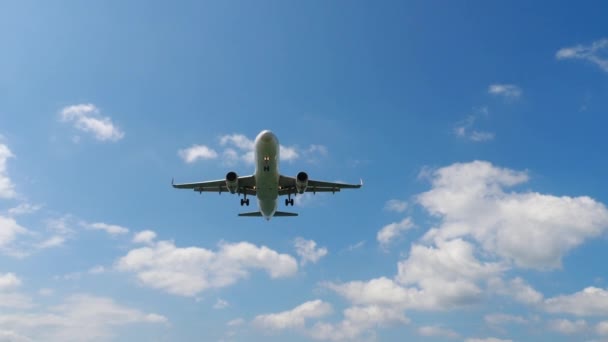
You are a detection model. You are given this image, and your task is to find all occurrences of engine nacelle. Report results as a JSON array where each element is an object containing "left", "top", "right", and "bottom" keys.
[
  {"left": 225, "top": 171, "right": 239, "bottom": 194},
  {"left": 296, "top": 171, "right": 308, "bottom": 194}
]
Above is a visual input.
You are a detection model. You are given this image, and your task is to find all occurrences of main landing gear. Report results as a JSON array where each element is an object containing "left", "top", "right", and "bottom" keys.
[
  {"left": 285, "top": 193, "right": 294, "bottom": 206},
  {"left": 240, "top": 194, "right": 250, "bottom": 206}
]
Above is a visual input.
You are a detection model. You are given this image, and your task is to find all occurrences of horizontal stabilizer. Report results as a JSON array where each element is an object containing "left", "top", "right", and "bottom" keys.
[
  {"left": 274, "top": 211, "right": 298, "bottom": 217},
  {"left": 238, "top": 211, "right": 263, "bottom": 217},
  {"left": 237, "top": 211, "right": 299, "bottom": 217}
]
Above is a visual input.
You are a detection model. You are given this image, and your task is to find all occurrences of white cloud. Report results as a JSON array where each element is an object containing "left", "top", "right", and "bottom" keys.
[
  {"left": 377, "top": 217, "right": 414, "bottom": 248},
  {"left": 454, "top": 116, "right": 495, "bottom": 142},
  {"left": 545, "top": 287, "right": 608, "bottom": 316},
  {"left": 0, "top": 144, "right": 16, "bottom": 199},
  {"left": 324, "top": 277, "right": 418, "bottom": 308},
  {"left": 0, "top": 294, "right": 166, "bottom": 341},
  {"left": 597, "top": 321, "right": 608, "bottom": 335},
  {"left": 0, "top": 273, "right": 21, "bottom": 291},
  {"left": 133, "top": 230, "right": 157, "bottom": 245},
  {"left": 88, "top": 266, "right": 105, "bottom": 275},
  {"left": 547, "top": 318, "right": 588, "bottom": 334},
  {"left": 227, "top": 318, "right": 245, "bottom": 327},
  {"left": 465, "top": 338, "right": 512, "bottom": 342},
  {"left": 178, "top": 145, "right": 218, "bottom": 163},
  {"left": 345, "top": 240, "right": 365, "bottom": 252},
  {"left": 214, "top": 298, "right": 229, "bottom": 310},
  {"left": 556, "top": 38, "right": 608, "bottom": 72},
  {"left": 384, "top": 199, "right": 408, "bottom": 213},
  {"left": 418, "top": 325, "right": 459, "bottom": 338},
  {"left": 38, "top": 288, "right": 54, "bottom": 296},
  {"left": 294, "top": 237, "right": 328, "bottom": 265},
  {"left": 8, "top": 203, "right": 42, "bottom": 216},
  {"left": 116, "top": 239, "right": 298, "bottom": 296},
  {"left": 419, "top": 161, "right": 608, "bottom": 269},
  {"left": 484, "top": 313, "right": 528, "bottom": 326},
  {"left": 0, "top": 330, "right": 31, "bottom": 342},
  {"left": 36, "top": 236, "right": 66, "bottom": 249},
  {"left": 59, "top": 104, "right": 124, "bottom": 142},
  {"left": 488, "top": 84, "right": 522, "bottom": 99},
  {"left": 396, "top": 239, "right": 503, "bottom": 309},
  {"left": 253, "top": 300, "right": 332, "bottom": 331},
  {"left": 489, "top": 277, "right": 544, "bottom": 305},
  {"left": 84, "top": 222, "right": 129, "bottom": 236},
  {"left": 310, "top": 305, "right": 409, "bottom": 341},
  {"left": 0, "top": 216, "right": 28, "bottom": 251}
]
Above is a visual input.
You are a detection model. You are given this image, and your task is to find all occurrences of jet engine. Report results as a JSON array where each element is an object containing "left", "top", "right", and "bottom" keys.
[
  {"left": 296, "top": 171, "right": 308, "bottom": 194},
  {"left": 225, "top": 171, "right": 239, "bottom": 194}
]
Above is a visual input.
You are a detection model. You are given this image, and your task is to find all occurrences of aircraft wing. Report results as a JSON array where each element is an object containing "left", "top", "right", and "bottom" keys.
[
  {"left": 278, "top": 175, "right": 362, "bottom": 195},
  {"left": 172, "top": 175, "right": 256, "bottom": 195}
]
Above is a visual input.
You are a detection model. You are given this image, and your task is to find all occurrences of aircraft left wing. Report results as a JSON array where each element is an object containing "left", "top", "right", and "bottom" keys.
[
  {"left": 278, "top": 175, "right": 362, "bottom": 195},
  {"left": 172, "top": 175, "right": 256, "bottom": 195}
]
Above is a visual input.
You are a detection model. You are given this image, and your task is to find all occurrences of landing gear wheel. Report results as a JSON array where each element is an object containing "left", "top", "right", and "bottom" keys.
[
  {"left": 240, "top": 199, "right": 245, "bottom": 206},
  {"left": 285, "top": 198, "right": 289, "bottom": 206},
  {"left": 246, "top": 198, "right": 250, "bottom": 206},
  {"left": 290, "top": 198, "right": 294, "bottom": 206}
]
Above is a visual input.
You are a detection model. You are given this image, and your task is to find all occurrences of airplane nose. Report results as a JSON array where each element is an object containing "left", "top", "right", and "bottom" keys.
[{"left": 258, "top": 130, "right": 275, "bottom": 143}]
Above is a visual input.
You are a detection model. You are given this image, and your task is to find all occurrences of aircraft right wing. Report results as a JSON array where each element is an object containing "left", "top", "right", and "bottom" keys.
[
  {"left": 278, "top": 175, "right": 362, "bottom": 195},
  {"left": 172, "top": 175, "right": 256, "bottom": 195}
]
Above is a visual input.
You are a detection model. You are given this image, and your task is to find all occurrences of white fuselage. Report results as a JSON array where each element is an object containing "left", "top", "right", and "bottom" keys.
[{"left": 253, "top": 130, "right": 280, "bottom": 220}]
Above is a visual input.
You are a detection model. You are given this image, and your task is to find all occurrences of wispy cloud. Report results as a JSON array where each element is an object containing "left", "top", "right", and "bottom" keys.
[
  {"left": 59, "top": 104, "right": 124, "bottom": 142},
  {"left": 294, "top": 237, "right": 328, "bottom": 265},
  {"left": 384, "top": 199, "right": 408, "bottom": 213},
  {"left": 377, "top": 217, "right": 414, "bottom": 248},
  {"left": 454, "top": 115, "right": 495, "bottom": 142},
  {"left": 556, "top": 38, "right": 608, "bottom": 72},
  {"left": 83, "top": 222, "right": 129, "bottom": 236},
  {"left": 0, "top": 143, "right": 16, "bottom": 199},
  {"left": 488, "top": 84, "right": 522, "bottom": 100}
]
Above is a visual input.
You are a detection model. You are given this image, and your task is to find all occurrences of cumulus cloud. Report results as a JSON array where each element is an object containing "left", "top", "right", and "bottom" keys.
[
  {"left": 544, "top": 287, "right": 608, "bottom": 316},
  {"left": 253, "top": 300, "right": 332, "bottom": 331},
  {"left": 377, "top": 217, "right": 414, "bottom": 248},
  {"left": 547, "top": 318, "right": 588, "bottom": 334},
  {"left": 310, "top": 305, "right": 409, "bottom": 341},
  {"left": 556, "top": 38, "right": 608, "bottom": 72},
  {"left": 178, "top": 145, "right": 218, "bottom": 163},
  {"left": 294, "top": 237, "right": 328, "bottom": 265},
  {"left": 0, "top": 273, "right": 21, "bottom": 291},
  {"left": 418, "top": 325, "right": 459, "bottom": 338},
  {"left": 59, "top": 104, "right": 124, "bottom": 142},
  {"left": 488, "top": 84, "right": 522, "bottom": 99},
  {"left": 0, "top": 294, "right": 166, "bottom": 341},
  {"left": 489, "top": 277, "right": 544, "bottom": 305},
  {"left": 116, "top": 237, "right": 298, "bottom": 296},
  {"left": 396, "top": 239, "right": 503, "bottom": 309},
  {"left": 84, "top": 222, "right": 129, "bottom": 236},
  {"left": 419, "top": 161, "right": 608, "bottom": 269},
  {"left": 0, "top": 144, "right": 16, "bottom": 199},
  {"left": 132, "top": 230, "right": 157, "bottom": 245}
]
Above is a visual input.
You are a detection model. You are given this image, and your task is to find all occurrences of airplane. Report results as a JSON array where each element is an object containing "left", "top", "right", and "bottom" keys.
[{"left": 172, "top": 130, "right": 362, "bottom": 220}]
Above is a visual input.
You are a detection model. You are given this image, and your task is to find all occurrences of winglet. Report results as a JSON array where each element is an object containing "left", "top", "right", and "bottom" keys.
[
  {"left": 360, "top": 178, "right": 364, "bottom": 187},
  {"left": 171, "top": 177, "right": 175, "bottom": 187}
]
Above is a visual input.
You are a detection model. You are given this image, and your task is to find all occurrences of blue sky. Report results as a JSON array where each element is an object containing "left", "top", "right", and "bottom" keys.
[{"left": 1, "top": 1, "right": 608, "bottom": 341}]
